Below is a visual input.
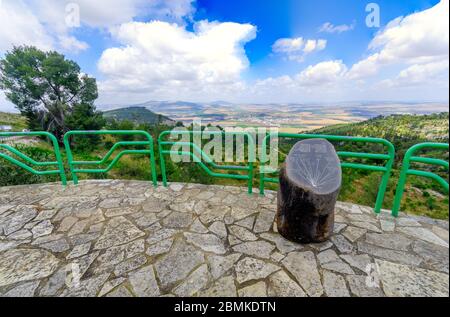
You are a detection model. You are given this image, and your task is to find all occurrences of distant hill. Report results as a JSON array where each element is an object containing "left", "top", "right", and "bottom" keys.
[
  {"left": 0, "top": 112, "right": 27, "bottom": 131},
  {"left": 103, "top": 107, "right": 175, "bottom": 126},
  {"left": 309, "top": 112, "right": 449, "bottom": 160}
]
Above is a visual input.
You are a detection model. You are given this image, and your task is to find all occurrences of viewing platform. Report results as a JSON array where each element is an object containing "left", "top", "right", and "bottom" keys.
[{"left": 0, "top": 180, "right": 448, "bottom": 297}]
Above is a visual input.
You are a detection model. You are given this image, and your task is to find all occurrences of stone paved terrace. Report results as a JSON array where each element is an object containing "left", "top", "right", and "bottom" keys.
[{"left": 0, "top": 180, "right": 448, "bottom": 297}]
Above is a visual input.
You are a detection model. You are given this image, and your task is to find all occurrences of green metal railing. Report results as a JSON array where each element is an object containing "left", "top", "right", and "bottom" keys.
[
  {"left": 0, "top": 132, "right": 67, "bottom": 185},
  {"left": 63, "top": 130, "right": 157, "bottom": 186},
  {"left": 259, "top": 133, "right": 396, "bottom": 214},
  {"left": 392, "top": 142, "right": 449, "bottom": 217},
  {"left": 158, "top": 130, "right": 255, "bottom": 194}
]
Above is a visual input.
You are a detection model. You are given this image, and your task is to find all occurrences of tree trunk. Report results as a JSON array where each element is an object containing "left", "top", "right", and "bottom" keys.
[{"left": 276, "top": 139, "right": 342, "bottom": 243}]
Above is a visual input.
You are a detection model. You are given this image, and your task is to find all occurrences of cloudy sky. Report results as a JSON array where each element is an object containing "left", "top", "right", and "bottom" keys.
[{"left": 0, "top": 0, "right": 448, "bottom": 111}]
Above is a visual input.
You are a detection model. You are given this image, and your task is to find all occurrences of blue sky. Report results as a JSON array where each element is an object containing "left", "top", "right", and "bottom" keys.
[{"left": 0, "top": 0, "right": 448, "bottom": 110}]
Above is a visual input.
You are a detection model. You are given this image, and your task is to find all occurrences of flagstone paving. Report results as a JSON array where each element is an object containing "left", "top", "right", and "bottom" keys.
[{"left": 0, "top": 180, "right": 448, "bottom": 297}]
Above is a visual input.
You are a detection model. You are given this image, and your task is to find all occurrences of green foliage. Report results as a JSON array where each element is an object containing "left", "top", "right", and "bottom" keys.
[
  {"left": 65, "top": 104, "right": 106, "bottom": 151},
  {"left": 0, "top": 112, "right": 27, "bottom": 130},
  {"left": 103, "top": 107, "right": 175, "bottom": 126},
  {"left": 0, "top": 46, "right": 101, "bottom": 141},
  {"left": 0, "top": 146, "right": 59, "bottom": 186}
]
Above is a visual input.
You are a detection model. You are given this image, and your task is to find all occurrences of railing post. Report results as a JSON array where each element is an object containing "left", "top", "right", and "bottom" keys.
[
  {"left": 158, "top": 135, "right": 168, "bottom": 187},
  {"left": 48, "top": 133, "right": 67, "bottom": 186},
  {"left": 63, "top": 132, "right": 79, "bottom": 185},
  {"left": 392, "top": 143, "right": 449, "bottom": 217},
  {"left": 374, "top": 142, "right": 395, "bottom": 214}
]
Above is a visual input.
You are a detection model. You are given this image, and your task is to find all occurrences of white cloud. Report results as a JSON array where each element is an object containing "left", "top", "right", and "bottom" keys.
[
  {"left": 97, "top": 20, "right": 256, "bottom": 103},
  {"left": 272, "top": 37, "right": 326, "bottom": 62},
  {"left": 0, "top": 0, "right": 54, "bottom": 52},
  {"left": 0, "top": 0, "right": 197, "bottom": 54},
  {"left": 297, "top": 60, "right": 348, "bottom": 86},
  {"left": 319, "top": 22, "right": 355, "bottom": 34},
  {"left": 381, "top": 60, "right": 449, "bottom": 88},
  {"left": 349, "top": 0, "right": 449, "bottom": 79}
]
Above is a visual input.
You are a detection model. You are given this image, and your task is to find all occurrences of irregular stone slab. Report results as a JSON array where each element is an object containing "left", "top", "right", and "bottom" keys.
[
  {"left": 134, "top": 213, "right": 159, "bottom": 229},
  {"left": 99, "top": 198, "right": 122, "bottom": 209},
  {"left": 432, "top": 226, "right": 449, "bottom": 243},
  {"left": 94, "top": 216, "right": 145, "bottom": 250},
  {"left": 7, "top": 229, "right": 32, "bottom": 240},
  {"left": 235, "top": 257, "right": 280, "bottom": 284},
  {"left": 365, "top": 233, "right": 411, "bottom": 251},
  {"left": 342, "top": 226, "right": 366, "bottom": 243},
  {"left": 142, "top": 199, "right": 166, "bottom": 213},
  {"left": 0, "top": 249, "right": 60, "bottom": 287},
  {"left": 282, "top": 251, "right": 323, "bottom": 297},
  {"left": 67, "top": 243, "right": 91, "bottom": 260},
  {"left": 200, "top": 206, "right": 231, "bottom": 224},
  {"left": 317, "top": 249, "right": 354, "bottom": 275},
  {"left": 379, "top": 219, "right": 395, "bottom": 232},
  {"left": 65, "top": 256, "right": 96, "bottom": 288},
  {"left": 129, "top": 265, "right": 160, "bottom": 297},
  {"left": 146, "top": 238, "right": 174, "bottom": 257},
  {"left": 69, "top": 232, "right": 101, "bottom": 246},
  {"left": 259, "top": 233, "right": 303, "bottom": 254},
  {"left": 162, "top": 211, "right": 194, "bottom": 229},
  {"left": 253, "top": 210, "right": 275, "bottom": 233},
  {"left": 323, "top": 271, "right": 350, "bottom": 297},
  {"left": 333, "top": 223, "right": 347, "bottom": 234},
  {"left": 330, "top": 235, "right": 354, "bottom": 253},
  {"left": 184, "top": 232, "right": 226, "bottom": 255},
  {"left": 209, "top": 221, "right": 228, "bottom": 238},
  {"left": 340, "top": 254, "right": 373, "bottom": 273},
  {"left": 396, "top": 217, "right": 422, "bottom": 227},
  {"left": 267, "top": 270, "right": 306, "bottom": 297},
  {"left": 235, "top": 216, "right": 255, "bottom": 230},
  {"left": 229, "top": 225, "right": 257, "bottom": 241},
  {"left": 39, "top": 267, "right": 67, "bottom": 296},
  {"left": 105, "top": 285, "right": 133, "bottom": 297},
  {"left": 190, "top": 218, "right": 209, "bottom": 233},
  {"left": 0, "top": 204, "right": 13, "bottom": 215},
  {"left": 105, "top": 206, "right": 140, "bottom": 218},
  {"left": 397, "top": 227, "right": 448, "bottom": 248},
  {"left": 376, "top": 259, "right": 449, "bottom": 297},
  {"left": 0, "top": 240, "right": 25, "bottom": 253},
  {"left": 3, "top": 280, "right": 40, "bottom": 297},
  {"left": 173, "top": 264, "right": 211, "bottom": 297},
  {"left": 230, "top": 206, "right": 257, "bottom": 222},
  {"left": 232, "top": 241, "right": 275, "bottom": 259},
  {"left": 39, "top": 238, "right": 70, "bottom": 253},
  {"left": 346, "top": 275, "right": 384, "bottom": 297},
  {"left": 347, "top": 213, "right": 377, "bottom": 224},
  {"left": 238, "top": 281, "right": 267, "bottom": 297},
  {"left": 113, "top": 254, "right": 147, "bottom": 277},
  {"left": 98, "top": 277, "right": 126, "bottom": 297},
  {"left": 2, "top": 206, "right": 37, "bottom": 235},
  {"left": 207, "top": 253, "right": 241, "bottom": 280},
  {"left": 31, "top": 220, "right": 54, "bottom": 238},
  {"left": 358, "top": 242, "right": 422, "bottom": 267},
  {"left": 58, "top": 216, "right": 78, "bottom": 232},
  {"left": 198, "top": 275, "right": 237, "bottom": 297},
  {"left": 154, "top": 240, "right": 205, "bottom": 290},
  {"left": 412, "top": 240, "right": 449, "bottom": 273},
  {"left": 147, "top": 228, "right": 179, "bottom": 244},
  {"left": 351, "top": 221, "right": 382, "bottom": 233}
]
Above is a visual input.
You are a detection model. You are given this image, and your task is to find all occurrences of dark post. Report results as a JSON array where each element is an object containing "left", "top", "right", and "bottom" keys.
[{"left": 277, "top": 139, "right": 342, "bottom": 243}]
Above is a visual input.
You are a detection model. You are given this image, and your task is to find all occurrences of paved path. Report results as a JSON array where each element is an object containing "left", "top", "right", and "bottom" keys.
[{"left": 0, "top": 180, "right": 448, "bottom": 297}]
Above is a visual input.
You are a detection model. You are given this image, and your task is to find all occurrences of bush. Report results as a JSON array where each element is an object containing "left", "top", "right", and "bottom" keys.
[{"left": 0, "top": 146, "right": 59, "bottom": 186}]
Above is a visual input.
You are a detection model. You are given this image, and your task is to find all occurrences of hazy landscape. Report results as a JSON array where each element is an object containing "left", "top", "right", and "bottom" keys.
[{"left": 99, "top": 101, "right": 449, "bottom": 132}]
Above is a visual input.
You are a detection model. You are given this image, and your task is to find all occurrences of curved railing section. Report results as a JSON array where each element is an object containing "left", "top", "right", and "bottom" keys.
[
  {"left": 0, "top": 132, "right": 67, "bottom": 185},
  {"left": 63, "top": 130, "right": 157, "bottom": 186},
  {"left": 158, "top": 130, "right": 255, "bottom": 194},
  {"left": 260, "top": 133, "right": 396, "bottom": 214},
  {"left": 392, "top": 142, "right": 449, "bottom": 217}
]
